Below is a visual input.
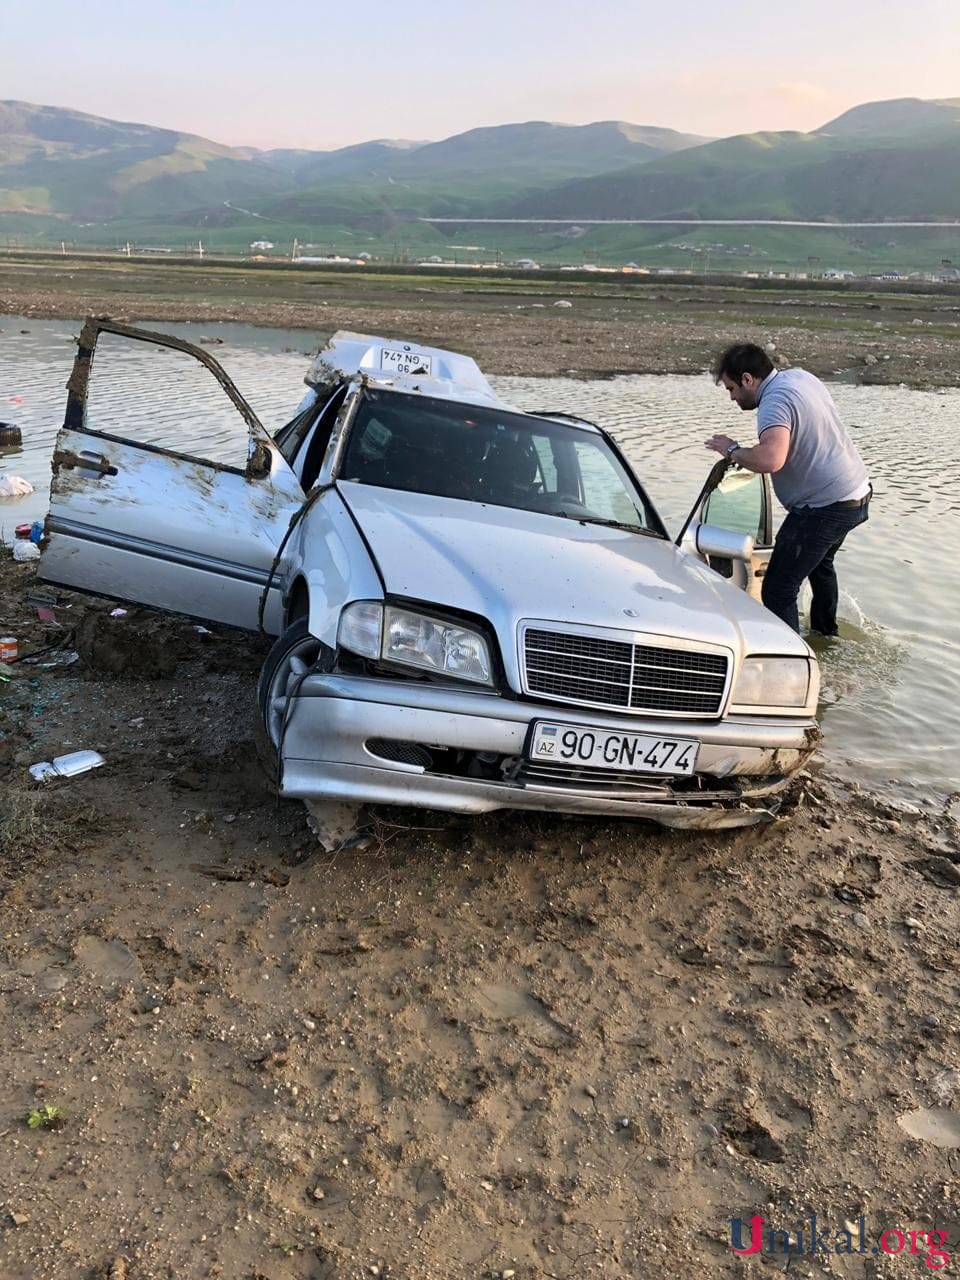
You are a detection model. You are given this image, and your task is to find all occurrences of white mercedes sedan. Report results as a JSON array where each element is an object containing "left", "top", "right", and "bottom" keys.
[{"left": 40, "top": 319, "right": 819, "bottom": 829}]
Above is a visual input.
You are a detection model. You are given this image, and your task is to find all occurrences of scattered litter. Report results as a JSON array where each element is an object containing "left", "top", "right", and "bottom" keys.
[
  {"left": 0, "top": 422, "right": 22, "bottom": 447},
  {"left": 554, "top": 299, "right": 573, "bottom": 308},
  {"left": 29, "top": 749, "right": 106, "bottom": 782},
  {"left": 110, "top": 608, "right": 129, "bottom": 618},
  {"left": 36, "top": 607, "right": 57, "bottom": 624},
  {"left": 0, "top": 636, "right": 17, "bottom": 663},
  {"left": 23, "top": 649, "right": 79, "bottom": 669},
  {"left": 12, "top": 539, "right": 39, "bottom": 562},
  {"left": 0, "top": 661, "right": 13, "bottom": 682},
  {"left": 0, "top": 474, "right": 33, "bottom": 497},
  {"left": 25, "top": 589, "right": 59, "bottom": 609},
  {"left": 193, "top": 625, "right": 212, "bottom": 635},
  {"left": 897, "top": 1107, "right": 960, "bottom": 1148}
]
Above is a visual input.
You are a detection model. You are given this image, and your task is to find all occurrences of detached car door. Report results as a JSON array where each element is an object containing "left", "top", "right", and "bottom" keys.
[
  {"left": 699, "top": 467, "right": 774, "bottom": 602},
  {"left": 40, "top": 319, "right": 305, "bottom": 634}
]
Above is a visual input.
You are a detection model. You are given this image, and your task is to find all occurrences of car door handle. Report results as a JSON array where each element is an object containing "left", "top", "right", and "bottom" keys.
[{"left": 53, "top": 448, "right": 118, "bottom": 478}]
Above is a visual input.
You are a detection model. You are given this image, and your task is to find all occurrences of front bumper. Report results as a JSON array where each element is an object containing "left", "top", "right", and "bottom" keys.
[{"left": 278, "top": 674, "right": 820, "bottom": 829}]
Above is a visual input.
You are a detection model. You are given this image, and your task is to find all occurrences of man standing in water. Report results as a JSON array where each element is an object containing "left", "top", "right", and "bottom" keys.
[{"left": 705, "top": 343, "right": 871, "bottom": 636}]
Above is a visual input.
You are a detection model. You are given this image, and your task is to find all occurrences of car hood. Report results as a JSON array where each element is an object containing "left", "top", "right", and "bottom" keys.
[{"left": 337, "top": 482, "right": 803, "bottom": 688}]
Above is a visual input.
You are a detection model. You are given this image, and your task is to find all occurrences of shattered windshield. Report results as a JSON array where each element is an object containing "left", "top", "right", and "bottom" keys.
[{"left": 339, "top": 389, "right": 663, "bottom": 534}]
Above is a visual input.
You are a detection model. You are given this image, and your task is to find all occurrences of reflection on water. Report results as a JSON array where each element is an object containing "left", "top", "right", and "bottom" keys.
[{"left": 2, "top": 317, "right": 958, "bottom": 809}]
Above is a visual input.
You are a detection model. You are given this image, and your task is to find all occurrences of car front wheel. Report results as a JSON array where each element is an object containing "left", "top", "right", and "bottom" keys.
[{"left": 256, "top": 617, "right": 332, "bottom": 776}]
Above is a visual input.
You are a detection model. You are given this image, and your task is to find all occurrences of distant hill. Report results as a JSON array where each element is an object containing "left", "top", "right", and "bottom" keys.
[
  {"left": 0, "top": 101, "right": 707, "bottom": 224},
  {"left": 3, "top": 95, "right": 960, "bottom": 269},
  {"left": 819, "top": 96, "right": 960, "bottom": 138},
  {"left": 504, "top": 99, "right": 960, "bottom": 221}
]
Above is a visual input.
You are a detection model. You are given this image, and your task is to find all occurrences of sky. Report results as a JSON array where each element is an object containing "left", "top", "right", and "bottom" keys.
[{"left": 5, "top": 0, "right": 960, "bottom": 150}]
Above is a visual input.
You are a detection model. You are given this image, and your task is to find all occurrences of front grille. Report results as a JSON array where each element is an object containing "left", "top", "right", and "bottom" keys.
[
  {"left": 517, "top": 761, "right": 676, "bottom": 795},
  {"left": 522, "top": 627, "right": 728, "bottom": 718}
]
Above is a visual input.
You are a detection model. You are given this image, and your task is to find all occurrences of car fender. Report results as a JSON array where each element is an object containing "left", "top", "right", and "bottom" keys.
[{"left": 285, "top": 490, "right": 383, "bottom": 647}]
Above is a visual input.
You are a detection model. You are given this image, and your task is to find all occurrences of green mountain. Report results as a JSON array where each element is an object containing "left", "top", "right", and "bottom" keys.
[
  {"left": 0, "top": 101, "right": 706, "bottom": 225},
  {"left": 504, "top": 98, "right": 960, "bottom": 221}
]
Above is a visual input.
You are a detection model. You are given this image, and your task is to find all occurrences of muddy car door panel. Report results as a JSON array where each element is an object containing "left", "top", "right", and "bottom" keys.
[
  {"left": 43, "top": 430, "right": 303, "bottom": 631},
  {"left": 41, "top": 319, "right": 306, "bottom": 632}
]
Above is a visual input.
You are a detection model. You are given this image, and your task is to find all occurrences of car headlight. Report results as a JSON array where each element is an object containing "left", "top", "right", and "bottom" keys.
[
  {"left": 732, "top": 656, "right": 811, "bottom": 708},
  {"left": 338, "top": 602, "right": 493, "bottom": 686}
]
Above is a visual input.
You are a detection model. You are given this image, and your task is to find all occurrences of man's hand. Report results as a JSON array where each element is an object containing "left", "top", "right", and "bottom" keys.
[{"left": 705, "top": 434, "right": 737, "bottom": 455}]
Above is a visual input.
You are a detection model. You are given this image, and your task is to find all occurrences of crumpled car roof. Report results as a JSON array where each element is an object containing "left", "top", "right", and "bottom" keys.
[{"left": 303, "top": 330, "right": 505, "bottom": 409}]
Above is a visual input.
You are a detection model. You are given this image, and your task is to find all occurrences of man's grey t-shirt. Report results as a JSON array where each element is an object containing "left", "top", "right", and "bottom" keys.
[{"left": 755, "top": 368, "right": 869, "bottom": 510}]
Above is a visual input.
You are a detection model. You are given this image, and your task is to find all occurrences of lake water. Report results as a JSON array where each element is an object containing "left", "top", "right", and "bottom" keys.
[{"left": 2, "top": 316, "right": 958, "bottom": 811}]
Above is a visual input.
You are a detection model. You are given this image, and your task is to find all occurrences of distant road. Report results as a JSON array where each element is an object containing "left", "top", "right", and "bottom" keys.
[{"left": 418, "top": 217, "right": 960, "bottom": 228}]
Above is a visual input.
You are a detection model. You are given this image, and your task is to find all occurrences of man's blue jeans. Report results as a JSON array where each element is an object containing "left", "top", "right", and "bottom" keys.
[{"left": 761, "top": 498, "right": 870, "bottom": 635}]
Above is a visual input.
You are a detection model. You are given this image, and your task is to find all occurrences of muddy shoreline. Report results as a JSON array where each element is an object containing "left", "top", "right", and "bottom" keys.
[
  {"left": 2, "top": 258, "right": 960, "bottom": 387},
  {"left": 2, "top": 556, "right": 960, "bottom": 1278}
]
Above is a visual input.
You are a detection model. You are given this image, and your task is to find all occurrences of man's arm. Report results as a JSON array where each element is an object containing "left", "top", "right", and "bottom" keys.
[{"left": 704, "top": 426, "right": 790, "bottom": 474}]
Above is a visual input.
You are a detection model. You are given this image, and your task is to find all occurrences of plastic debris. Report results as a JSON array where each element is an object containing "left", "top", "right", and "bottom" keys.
[
  {"left": 29, "top": 750, "right": 106, "bottom": 782},
  {"left": 109, "top": 608, "right": 128, "bottom": 618},
  {"left": 0, "top": 475, "right": 33, "bottom": 497},
  {"left": 12, "top": 540, "right": 39, "bottom": 562}
]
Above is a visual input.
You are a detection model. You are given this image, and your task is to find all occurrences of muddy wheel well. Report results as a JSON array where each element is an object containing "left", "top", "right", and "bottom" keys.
[{"left": 286, "top": 578, "right": 309, "bottom": 625}]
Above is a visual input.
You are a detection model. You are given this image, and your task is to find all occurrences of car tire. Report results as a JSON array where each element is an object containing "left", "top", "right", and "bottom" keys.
[{"left": 255, "top": 618, "right": 333, "bottom": 784}]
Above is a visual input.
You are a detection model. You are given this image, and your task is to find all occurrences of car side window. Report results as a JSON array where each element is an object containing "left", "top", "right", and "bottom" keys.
[
  {"left": 81, "top": 331, "right": 252, "bottom": 469},
  {"left": 702, "top": 469, "right": 768, "bottom": 544}
]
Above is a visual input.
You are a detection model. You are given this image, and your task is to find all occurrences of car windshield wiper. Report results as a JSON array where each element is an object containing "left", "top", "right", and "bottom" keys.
[{"left": 548, "top": 511, "right": 664, "bottom": 538}]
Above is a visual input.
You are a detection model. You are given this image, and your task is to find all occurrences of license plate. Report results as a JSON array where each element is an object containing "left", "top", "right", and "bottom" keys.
[
  {"left": 379, "top": 347, "right": 433, "bottom": 377},
  {"left": 529, "top": 721, "right": 699, "bottom": 776}
]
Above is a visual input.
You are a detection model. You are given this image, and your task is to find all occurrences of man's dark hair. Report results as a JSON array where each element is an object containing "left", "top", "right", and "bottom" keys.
[{"left": 714, "top": 342, "right": 774, "bottom": 385}]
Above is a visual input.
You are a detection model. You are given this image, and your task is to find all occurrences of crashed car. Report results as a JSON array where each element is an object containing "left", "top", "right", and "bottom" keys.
[{"left": 41, "top": 319, "right": 820, "bottom": 829}]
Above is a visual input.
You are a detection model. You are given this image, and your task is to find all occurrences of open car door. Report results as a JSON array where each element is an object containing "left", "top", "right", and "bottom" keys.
[
  {"left": 40, "top": 319, "right": 305, "bottom": 634},
  {"left": 681, "top": 464, "right": 774, "bottom": 603}
]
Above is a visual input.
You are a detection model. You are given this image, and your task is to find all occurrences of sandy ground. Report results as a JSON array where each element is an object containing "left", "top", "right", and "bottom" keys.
[
  {"left": 2, "top": 555, "right": 960, "bottom": 1279},
  {"left": 2, "top": 256, "right": 960, "bottom": 387}
]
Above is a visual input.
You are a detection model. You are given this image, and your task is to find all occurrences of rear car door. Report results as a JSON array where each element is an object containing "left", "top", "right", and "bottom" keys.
[
  {"left": 699, "top": 468, "right": 773, "bottom": 602},
  {"left": 40, "top": 319, "right": 305, "bottom": 634}
]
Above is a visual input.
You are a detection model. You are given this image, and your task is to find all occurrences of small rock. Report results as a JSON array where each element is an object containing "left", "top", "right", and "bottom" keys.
[
  {"left": 704, "top": 1122, "right": 721, "bottom": 1139},
  {"left": 924, "top": 1014, "right": 942, "bottom": 1029},
  {"left": 852, "top": 911, "right": 870, "bottom": 930},
  {"left": 302, "top": 1018, "right": 316, "bottom": 1032},
  {"left": 9, "top": 1212, "right": 29, "bottom": 1227},
  {"left": 904, "top": 917, "right": 924, "bottom": 930},
  {"left": 619, "top": 1116, "right": 630, "bottom": 1129},
  {"left": 312, "top": 1186, "right": 325, "bottom": 1200},
  {"left": 584, "top": 1085, "right": 597, "bottom": 1099},
  {"left": 502, "top": 1271, "right": 516, "bottom": 1279},
  {"left": 480, "top": 1179, "right": 495, "bottom": 1191}
]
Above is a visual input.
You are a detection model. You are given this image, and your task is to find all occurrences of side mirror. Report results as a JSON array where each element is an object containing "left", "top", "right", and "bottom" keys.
[{"left": 695, "top": 522, "right": 755, "bottom": 562}]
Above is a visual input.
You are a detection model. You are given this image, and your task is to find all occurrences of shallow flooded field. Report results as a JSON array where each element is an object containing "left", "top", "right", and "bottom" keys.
[{"left": 2, "top": 316, "right": 958, "bottom": 807}]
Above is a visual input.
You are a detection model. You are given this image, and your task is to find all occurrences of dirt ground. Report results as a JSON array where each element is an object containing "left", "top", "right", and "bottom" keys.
[
  {"left": 2, "top": 255, "right": 960, "bottom": 388},
  {"left": 2, "top": 554, "right": 960, "bottom": 1280}
]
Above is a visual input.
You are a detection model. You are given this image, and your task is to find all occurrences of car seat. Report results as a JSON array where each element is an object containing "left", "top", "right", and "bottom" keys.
[{"left": 479, "top": 434, "right": 541, "bottom": 508}]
